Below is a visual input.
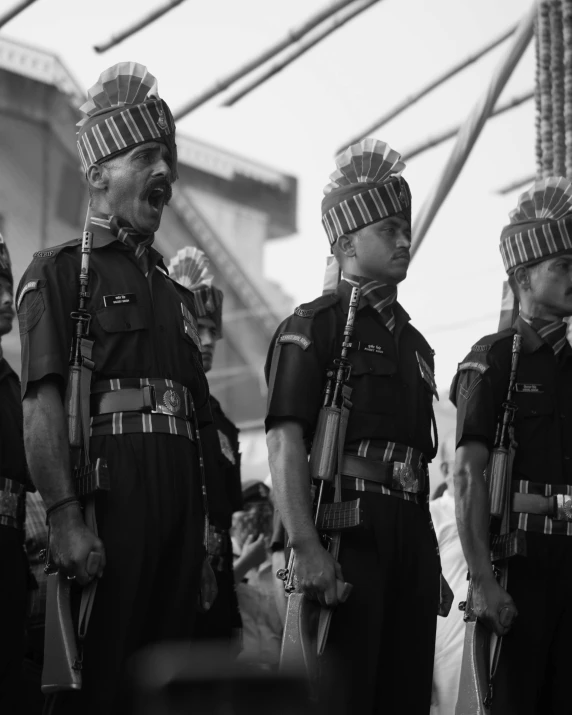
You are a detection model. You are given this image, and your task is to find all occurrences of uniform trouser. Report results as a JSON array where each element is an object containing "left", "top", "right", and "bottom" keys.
[
  {"left": 0, "top": 526, "right": 28, "bottom": 715},
  {"left": 50, "top": 433, "right": 204, "bottom": 715},
  {"left": 321, "top": 490, "right": 440, "bottom": 715},
  {"left": 193, "top": 534, "right": 241, "bottom": 642},
  {"left": 491, "top": 532, "right": 572, "bottom": 715}
]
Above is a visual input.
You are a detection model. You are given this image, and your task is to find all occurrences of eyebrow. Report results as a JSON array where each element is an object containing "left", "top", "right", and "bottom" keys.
[{"left": 378, "top": 218, "right": 410, "bottom": 230}]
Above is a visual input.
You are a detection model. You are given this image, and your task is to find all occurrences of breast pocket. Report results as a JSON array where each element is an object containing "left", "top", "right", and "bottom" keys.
[
  {"left": 94, "top": 305, "right": 150, "bottom": 376},
  {"left": 349, "top": 352, "right": 397, "bottom": 414}
]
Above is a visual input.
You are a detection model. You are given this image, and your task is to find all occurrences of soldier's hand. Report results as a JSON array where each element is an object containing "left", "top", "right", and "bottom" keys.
[
  {"left": 438, "top": 573, "right": 454, "bottom": 617},
  {"left": 472, "top": 575, "right": 517, "bottom": 636},
  {"left": 48, "top": 503, "right": 106, "bottom": 586},
  {"left": 293, "top": 541, "right": 343, "bottom": 608}
]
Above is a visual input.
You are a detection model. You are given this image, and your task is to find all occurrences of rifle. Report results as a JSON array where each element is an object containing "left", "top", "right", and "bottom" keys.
[
  {"left": 42, "top": 223, "right": 110, "bottom": 694},
  {"left": 456, "top": 333, "right": 524, "bottom": 715},
  {"left": 278, "top": 286, "right": 362, "bottom": 685}
]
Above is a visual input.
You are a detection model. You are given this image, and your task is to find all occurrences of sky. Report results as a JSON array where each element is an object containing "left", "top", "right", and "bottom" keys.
[{"left": 4, "top": 0, "right": 538, "bottom": 393}]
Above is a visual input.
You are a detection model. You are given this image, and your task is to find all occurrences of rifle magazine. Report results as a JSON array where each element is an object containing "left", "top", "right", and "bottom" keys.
[
  {"left": 74, "top": 458, "right": 110, "bottom": 499},
  {"left": 316, "top": 499, "right": 363, "bottom": 531},
  {"left": 490, "top": 529, "right": 526, "bottom": 562}
]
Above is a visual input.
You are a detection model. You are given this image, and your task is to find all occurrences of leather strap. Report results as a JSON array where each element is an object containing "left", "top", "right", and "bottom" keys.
[
  {"left": 340, "top": 454, "right": 427, "bottom": 493},
  {"left": 91, "top": 381, "right": 193, "bottom": 421},
  {"left": 79, "top": 338, "right": 94, "bottom": 461},
  {"left": 511, "top": 492, "right": 572, "bottom": 520}
]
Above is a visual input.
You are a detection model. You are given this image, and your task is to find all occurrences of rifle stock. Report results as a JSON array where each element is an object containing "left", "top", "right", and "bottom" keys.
[{"left": 41, "top": 574, "right": 82, "bottom": 694}]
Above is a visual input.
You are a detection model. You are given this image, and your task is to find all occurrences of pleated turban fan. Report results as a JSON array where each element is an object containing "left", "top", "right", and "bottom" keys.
[
  {"left": 76, "top": 62, "right": 178, "bottom": 180},
  {"left": 168, "top": 247, "right": 224, "bottom": 337},
  {"left": 321, "top": 138, "right": 412, "bottom": 247},
  {"left": 500, "top": 177, "right": 572, "bottom": 273}
]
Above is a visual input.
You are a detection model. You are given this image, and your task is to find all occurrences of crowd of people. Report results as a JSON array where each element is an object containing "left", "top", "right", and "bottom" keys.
[{"left": 1, "top": 59, "right": 572, "bottom": 715}]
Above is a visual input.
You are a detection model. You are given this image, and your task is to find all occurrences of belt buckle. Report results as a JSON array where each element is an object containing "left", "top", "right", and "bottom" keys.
[
  {"left": 392, "top": 462, "right": 419, "bottom": 493},
  {"left": 556, "top": 494, "right": 572, "bottom": 521}
]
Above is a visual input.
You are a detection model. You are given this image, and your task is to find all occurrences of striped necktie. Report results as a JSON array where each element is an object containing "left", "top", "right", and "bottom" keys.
[
  {"left": 109, "top": 216, "right": 154, "bottom": 260},
  {"left": 531, "top": 318, "right": 568, "bottom": 355},
  {"left": 344, "top": 274, "right": 398, "bottom": 333}
]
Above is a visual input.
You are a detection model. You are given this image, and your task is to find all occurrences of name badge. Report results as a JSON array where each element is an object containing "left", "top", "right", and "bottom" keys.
[
  {"left": 181, "top": 303, "right": 201, "bottom": 349},
  {"left": 515, "top": 383, "right": 544, "bottom": 393},
  {"left": 103, "top": 293, "right": 137, "bottom": 307}
]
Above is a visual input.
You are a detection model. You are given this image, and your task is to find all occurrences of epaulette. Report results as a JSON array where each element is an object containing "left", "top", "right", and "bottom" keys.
[
  {"left": 32, "top": 238, "right": 80, "bottom": 260},
  {"left": 458, "top": 327, "right": 515, "bottom": 374},
  {"left": 294, "top": 293, "right": 340, "bottom": 319}
]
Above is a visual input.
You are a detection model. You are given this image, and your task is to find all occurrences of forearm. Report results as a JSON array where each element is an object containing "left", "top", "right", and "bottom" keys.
[
  {"left": 23, "top": 381, "right": 74, "bottom": 510},
  {"left": 454, "top": 441, "right": 495, "bottom": 583},
  {"left": 266, "top": 422, "right": 319, "bottom": 550}
]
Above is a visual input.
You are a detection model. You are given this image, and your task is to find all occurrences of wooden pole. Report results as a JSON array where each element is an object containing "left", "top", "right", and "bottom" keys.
[
  {"left": 93, "top": 0, "right": 187, "bottom": 53},
  {"left": 173, "top": 0, "right": 360, "bottom": 120},
  {"left": 410, "top": 3, "right": 536, "bottom": 259},
  {"left": 336, "top": 23, "right": 517, "bottom": 155},
  {"left": 402, "top": 89, "right": 533, "bottom": 161},
  {"left": 0, "top": 0, "right": 39, "bottom": 29},
  {"left": 223, "top": 0, "right": 382, "bottom": 107},
  {"left": 495, "top": 174, "right": 535, "bottom": 194}
]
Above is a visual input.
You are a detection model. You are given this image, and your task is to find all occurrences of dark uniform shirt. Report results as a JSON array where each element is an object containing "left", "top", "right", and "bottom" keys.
[
  {"left": 266, "top": 279, "right": 437, "bottom": 465},
  {"left": 202, "top": 394, "right": 242, "bottom": 531},
  {"left": 16, "top": 220, "right": 210, "bottom": 423},
  {"left": 451, "top": 315, "right": 572, "bottom": 488},
  {"left": 0, "top": 357, "right": 28, "bottom": 487}
]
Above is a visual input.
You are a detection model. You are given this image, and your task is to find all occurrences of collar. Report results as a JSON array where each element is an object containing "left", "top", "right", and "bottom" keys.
[
  {"left": 514, "top": 314, "right": 558, "bottom": 353},
  {"left": 86, "top": 211, "right": 168, "bottom": 273},
  {"left": 336, "top": 279, "right": 410, "bottom": 323}
]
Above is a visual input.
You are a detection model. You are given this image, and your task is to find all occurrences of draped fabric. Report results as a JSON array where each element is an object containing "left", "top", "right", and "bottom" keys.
[
  {"left": 344, "top": 274, "right": 397, "bottom": 333},
  {"left": 108, "top": 216, "right": 154, "bottom": 259}
]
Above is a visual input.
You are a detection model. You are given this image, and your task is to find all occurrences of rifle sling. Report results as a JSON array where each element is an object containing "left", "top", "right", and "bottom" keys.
[{"left": 79, "top": 338, "right": 94, "bottom": 463}]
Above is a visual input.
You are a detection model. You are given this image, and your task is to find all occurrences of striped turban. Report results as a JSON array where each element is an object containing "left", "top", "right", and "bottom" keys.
[
  {"left": 321, "top": 138, "right": 411, "bottom": 247},
  {"left": 500, "top": 177, "right": 572, "bottom": 273},
  {"left": 77, "top": 62, "right": 178, "bottom": 180},
  {"left": 168, "top": 247, "right": 224, "bottom": 338}
]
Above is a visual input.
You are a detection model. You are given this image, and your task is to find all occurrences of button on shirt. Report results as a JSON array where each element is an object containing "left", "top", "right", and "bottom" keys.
[
  {"left": 451, "top": 316, "right": 572, "bottom": 486},
  {"left": 16, "top": 219, "right": 210, "bottom": 420}
]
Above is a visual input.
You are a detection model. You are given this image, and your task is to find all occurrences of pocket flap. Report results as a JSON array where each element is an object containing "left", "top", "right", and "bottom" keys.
[
  {"left": 349, "top": 351, "right": 396, "bottom": 377},
  {"left": 96, "top": 305, "right": 147, "bottom": 333}
]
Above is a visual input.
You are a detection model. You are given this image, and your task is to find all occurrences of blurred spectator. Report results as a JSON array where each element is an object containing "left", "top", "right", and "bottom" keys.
[
  {"left": 430, "top": 433, "right": 467, "bottom": 715},
  {"left": 232, "top": 482, "right": 283, "bottom": 669}
]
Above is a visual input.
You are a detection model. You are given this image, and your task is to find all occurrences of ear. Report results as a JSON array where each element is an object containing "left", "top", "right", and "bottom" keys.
[
  {"left": 87, "top": 163, "right": 108, "bottom": 193},
  {"left": 514, "top": 265, "right": 531, "bottom": 292},
  {"left": 337, "top": 233, "right": 356, "bottom": 258}
]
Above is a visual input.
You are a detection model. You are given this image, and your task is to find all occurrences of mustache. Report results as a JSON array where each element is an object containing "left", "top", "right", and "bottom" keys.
[
  {"left": 393, "top": 250, "right": 410, "bottom": 260},
  {"left": 140, "top": 178, "right": 173, "bottom": 205}
]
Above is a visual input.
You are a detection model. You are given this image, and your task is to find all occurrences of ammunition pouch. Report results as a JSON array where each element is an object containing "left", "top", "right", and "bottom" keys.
[{"left": 340, "top": 453, "right": 427, "bottom": 494}]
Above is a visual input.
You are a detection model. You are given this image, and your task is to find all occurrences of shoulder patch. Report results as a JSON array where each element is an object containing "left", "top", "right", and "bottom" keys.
[
  {"left": 31, "top": 239, "right": 79, "bottom": 261},
  {"left": 278, "top": 332, "right": 312, "bottom": 350},
  {"left": 16, "top": 280, "right": 40, "bottom": 310},
  {"left": 294, "top": 307, "right": 314, "bottom": 318},
  {"left": 471, "top": 343, "right": 491, "bottom": 352},
  {"left": 458, "top": 360, "right": 488, "bottom": 374}
]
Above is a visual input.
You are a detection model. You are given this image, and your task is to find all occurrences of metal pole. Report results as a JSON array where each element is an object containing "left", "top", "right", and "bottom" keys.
[
  {"left": 0, "top": 0, "right": 40, "bottom": 29},
  {"left": 223, "top": 0, "right": 382, "bottom": 107},
  {"left": 402, "top": 89, "right": 533, "bottom": 161},
  {"left": 411, "top": 2, "right": 537, "bottom": 259},
  {"left": 495, "top": 173, "right": 535, "bottom": 195},
  {"left": 336, "top": 22, "right": 517, "bottom": 155},
  {"left": 173, "top": 0, "right": 360, "bottom": 119},
  {"left": 94, "top": 0, "right": 187, "bottom": 53}
]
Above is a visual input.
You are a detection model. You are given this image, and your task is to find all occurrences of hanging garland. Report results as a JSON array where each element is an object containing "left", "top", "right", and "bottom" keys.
[
  {"left": 562, "top": 0, "right": 572, "bottom": 176},
  {"left": 550, "top": 0, "right": 565, "bottom": 176},
  {"left": 538, "top": 0, "right": 554, "bottom": 176}
]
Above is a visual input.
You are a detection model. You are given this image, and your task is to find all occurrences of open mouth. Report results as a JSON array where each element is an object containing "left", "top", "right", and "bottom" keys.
[{"left": 147, "top": 187, "right": 166, "bottom": 212}]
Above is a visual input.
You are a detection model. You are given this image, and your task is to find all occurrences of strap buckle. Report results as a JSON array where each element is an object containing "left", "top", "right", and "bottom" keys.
[
  {"left": 142, "top": 384, "right": 157, "bottom": 412},
  {"left": 556, "top": 494, "right": 572, "bottom": 521}
]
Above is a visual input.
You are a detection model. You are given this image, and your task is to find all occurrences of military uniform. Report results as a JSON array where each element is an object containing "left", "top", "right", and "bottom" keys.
[
  {"left": 0, "top": 356, "right": 29, "bottom": 714},
  {"left": 266, "top": 278, "right": 441, "bottom": 713},
  {"left": 195, "top": 394, "right": 243, "bottom": 641},
  {"left": 17, "top": 213, "right": 210, "bottom": 713},
  {"left": 451, "top": 316, "right": 572, "bottom": 714}
]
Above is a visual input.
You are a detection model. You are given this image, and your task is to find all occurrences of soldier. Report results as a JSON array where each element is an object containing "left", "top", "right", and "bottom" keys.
[
  {"left": 17, "top": 63, "right": 210, "bottom": 714},
  {"left": 265, "top": 138, "right": 452, "bottom": 714},
  {"left": 169, "top": 247, "right": 243, "bottom": 643},
  {"left": 0, "top": 234, "right": 29, "bottom": 714},
  {"left": 451, "top": 177, "right": 572, "bottom": 714}
]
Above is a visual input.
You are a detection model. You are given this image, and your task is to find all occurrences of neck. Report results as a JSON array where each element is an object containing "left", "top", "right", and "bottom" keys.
[{"left": 519, "top": 305, "right": 565, "bottom": 323}]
